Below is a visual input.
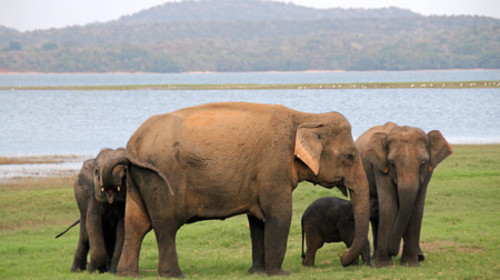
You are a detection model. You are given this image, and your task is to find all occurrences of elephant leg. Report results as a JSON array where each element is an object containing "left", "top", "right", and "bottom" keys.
[
  {"left": 247, "top": 214, "right": 265, "bottom": 274},
  {"left": 303, "top": 231, "right": 322, "bottom": 267},
  {"left": 374, "top": 177, "right": 398, "bottom": 268},
  {"left": 103, "top": 222, "right": 116, "bottom": 271},
  {"left": 131, "top": 175, "right": 183, "bottom": 278},
  {"left": 86, "top": 201, "right": 108, "bottom": 273},
  {"left": 117, "top": 188, "right": 152, "bottom": 277},
  {"left": 262, "top": 192, "right": 292, "bottom": 276},
  {"left": 71, "top": 215, "right": 89, "bottom": 272},
  {"left": 109, "top": 217, "right": 125, "bottom": 273},
  {"left": 155, "top": 227, "right": 183, "bottom": 278},
  {"left": 361, "top": 239, "right": 372, "bottom": 266},
  {"left": 401, "top": 182, "right": 428, "bottom": 266},
  {"left": 371, "top": 217, "right": 378, "bottom": 256}
]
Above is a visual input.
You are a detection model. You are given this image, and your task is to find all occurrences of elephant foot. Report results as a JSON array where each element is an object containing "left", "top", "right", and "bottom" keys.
[
  {"left": 88, "top": 265, "right": 107, "bottom": 274},
  {"left": 70, "top": 267, "right": 85, "bottom": 272},
  {"left": 248, "top": 265, "right": 265, "bottom": 275},
  {"left": 266, "top": 268, "right": 289, "bottom": 276},
  {"left": 374, "top": 257, "right": 392, "bottom": 268},
  {"left": 71, "top": 264, "right": 86, "bottom": 272},
  {"left": 302, "top": 258, "right": 314, "bottom": 267},
  {"left": 418, "top": 252, "right": 425, "bottom": 262},
  {"left": 71, "top": 259, "right": 87, "bottom": 272},
  {"left": 159, "top": 269, "right": 185, "bottom": 278},
  {"left": 400, "top": 255, "right": 419, "bottom": 267},
  {"left": 117, "top": 269, "right": 141, "bottom": 277}
]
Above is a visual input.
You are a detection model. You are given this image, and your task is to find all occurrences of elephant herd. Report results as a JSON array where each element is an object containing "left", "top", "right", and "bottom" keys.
[{"left": 56, "top": 102, "right": 452, "bottom": 277}]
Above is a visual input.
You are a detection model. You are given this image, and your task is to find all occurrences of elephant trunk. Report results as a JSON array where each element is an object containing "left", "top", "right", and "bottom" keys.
[
  {"left": 341, "top": 158, "right": 370, "bottom": 267},
  {"left": 101, "top": 155, "right": 129, "bottom": 189},
  {"left": 389, "top": 172, "right": 419, "bottom": 256}
]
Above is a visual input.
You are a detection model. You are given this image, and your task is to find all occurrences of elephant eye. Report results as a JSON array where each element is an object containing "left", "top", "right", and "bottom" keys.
[
  {"left": 345, "top": 153, "right": 354, "bottom": 161},
  {"left": 343, "top": 153, "right": 355, "bottom": 165},
  {"left": 389, "top": 160, "right": 395, "bottom": 167},
  {"left": 420, "top": 160, "right": 428, "bottom": 168}
]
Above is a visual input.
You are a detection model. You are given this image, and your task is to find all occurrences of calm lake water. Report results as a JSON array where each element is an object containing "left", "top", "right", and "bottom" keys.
[{"left": 0, "top": 70, "right": 499, "bottom": 158}]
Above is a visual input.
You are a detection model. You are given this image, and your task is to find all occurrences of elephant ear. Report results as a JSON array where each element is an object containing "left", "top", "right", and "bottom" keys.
[
  {"left": 294, "top": 122, "right": 323, "bottom": 176},
  {"left": 365, "top": 132, "right": 389, "bottom": 174},
  {"left": 428, "top": 130, "right": 453, "bottom": 171}
]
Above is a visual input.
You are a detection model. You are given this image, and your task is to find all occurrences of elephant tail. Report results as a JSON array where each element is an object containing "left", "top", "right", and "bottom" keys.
[
  {"left": 126, "top": 149, "right": 175, "bottom": 196},
  {"left": 55, "top": 219, "right": 80, "bottom": 239},
  {"left": 301, "top": 219, "right": 306, "bottom": 260}
]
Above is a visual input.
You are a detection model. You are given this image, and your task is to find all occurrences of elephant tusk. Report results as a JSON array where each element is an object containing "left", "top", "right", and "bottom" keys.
[
  {"left": 117, "top": 186, "right": 121, "bottom": 192},
  {"left": 101, "top": 187, "right": 105, "bottom": 192}
]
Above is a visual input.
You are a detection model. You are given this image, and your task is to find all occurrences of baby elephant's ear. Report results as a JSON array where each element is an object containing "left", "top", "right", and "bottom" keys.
[
  {"left": 365, "top": 132, "right": 388, "bottom": 174},
  {"left": 428, "top": 130, "right": 453, "bottom": 171},
  {"left": 295, "top": 122, "right": 323, "bottom": 176}
]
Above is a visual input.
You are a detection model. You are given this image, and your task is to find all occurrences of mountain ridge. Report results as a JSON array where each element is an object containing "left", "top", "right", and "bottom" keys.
[
  {"left": 115, "top": 0, "right": 420, "bottom": 25},
  {"left": 0, "top": 0, "right": 498, "bottom": 72}
]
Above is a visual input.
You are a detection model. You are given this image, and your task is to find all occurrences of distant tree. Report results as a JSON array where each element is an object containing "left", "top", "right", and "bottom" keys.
[
  {"left": 41, "top": 42, "right": 58, "bottom": 51},
  {"left": 7, "top": 41, "right": 21, "bottom": 51}
]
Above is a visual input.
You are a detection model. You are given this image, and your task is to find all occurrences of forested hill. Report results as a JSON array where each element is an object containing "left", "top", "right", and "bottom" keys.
[
  {"left": 1, "top": 0, "right": 499, "bottom": 73},
  {"left": 116, "top": 0, "right": 420, "bottom": 24}
]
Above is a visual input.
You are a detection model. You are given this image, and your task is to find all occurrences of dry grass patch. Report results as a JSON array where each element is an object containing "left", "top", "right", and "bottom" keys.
[
  {"left": 0, "top": 155, "right": 83, "bottom": 165},
  {"left": 420, "top": 241, "right": 483, "bottom": 254}
]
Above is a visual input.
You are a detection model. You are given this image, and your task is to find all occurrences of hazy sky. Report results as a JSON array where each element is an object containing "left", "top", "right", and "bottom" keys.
[{"left": 1, "top": 0, "right": 498, "bottom": 32}]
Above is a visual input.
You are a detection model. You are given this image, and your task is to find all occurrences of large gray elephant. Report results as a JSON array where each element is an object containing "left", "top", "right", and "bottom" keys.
[
  {"left": 71, "top": 148, "right": 127, "bottom": 273},
  {"left": 355, "top": 122, "right": 452, "bottom": 267},
  {"left": 101, "top": 102, "right": 370, "bottom": 278}
]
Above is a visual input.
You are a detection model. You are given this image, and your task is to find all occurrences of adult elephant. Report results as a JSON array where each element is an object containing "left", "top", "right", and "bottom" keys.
[
  {"left": 71, "top": 148, "right": 127, "bottom": 273},
  {"left": 104, "top": 102, "right": 370, "bottom": 278},
  {"left": 355, "top": 122, "right": 452, "bottom": 268}
]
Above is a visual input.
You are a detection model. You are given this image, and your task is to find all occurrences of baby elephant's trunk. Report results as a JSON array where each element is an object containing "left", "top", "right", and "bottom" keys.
[{"left": 101, "top": 155, "right": 129, "bottom": 190}]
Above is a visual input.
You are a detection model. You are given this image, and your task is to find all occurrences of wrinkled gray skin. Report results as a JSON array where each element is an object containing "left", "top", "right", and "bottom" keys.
[
  {"left": 356, "top": 122, "right": 452, "bottom": 268},
  {"left": 71, "top": 148, "right": 127, "bottom": 273},
  {"left": 301, "top": 197, "right": 373, "bottom": 267},
  {"left": 104, "top": 102, "right": 370, "bottom": 278}
]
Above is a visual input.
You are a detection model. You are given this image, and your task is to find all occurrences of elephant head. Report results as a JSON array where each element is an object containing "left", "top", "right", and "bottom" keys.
[
  {"left": 365, "top": 126, "right": 452, "bottom": 256},
  {"left": 93, "top": 148, "right": 127, "bottom": 204},
  {"left": 294, "top": 113, "right": 370, "bottom": 267}
]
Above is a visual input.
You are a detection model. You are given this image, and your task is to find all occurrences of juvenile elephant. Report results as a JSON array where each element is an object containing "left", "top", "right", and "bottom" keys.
[
  {"left": 355, "top": 122, "right": 452, "bottom": 268},
  {"left": 71, "top": 148, "right": 127, "bottom": 273},
  {"left": 301, "top": 197, "right": 372, "bottom": 267},
  {"left": 103, "top": 102, "right": 370, "bottom": 277}
]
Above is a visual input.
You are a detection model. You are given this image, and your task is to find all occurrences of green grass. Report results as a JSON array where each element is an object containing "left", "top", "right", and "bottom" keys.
[
  {"left": 1, "top": 81, "right": 499, "bottom": 91},
  {"left": 1, "top": 144, "right": 499, "bottom": 279}
]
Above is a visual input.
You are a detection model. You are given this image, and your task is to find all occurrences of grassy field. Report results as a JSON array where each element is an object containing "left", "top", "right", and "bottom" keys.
[
  {"left": 1, "top": 80, "right": 499, "bottom": 91},
  {"left": 0, "top": 145, "right": 499, "bottom": 279}
]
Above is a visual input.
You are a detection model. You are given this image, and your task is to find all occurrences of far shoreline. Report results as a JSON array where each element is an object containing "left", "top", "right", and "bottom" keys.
[
  {"left": 1, "top": 143, "right": 499, "bottom": 162},
  {"left": 0, "top": 68, "right": 497, "bottom": 75},
  {"left": 1, "top": 80, "right": 499, "bottom": 91},
  {"left": 0, "top": 144, "right": 499, "bottom": 181}
]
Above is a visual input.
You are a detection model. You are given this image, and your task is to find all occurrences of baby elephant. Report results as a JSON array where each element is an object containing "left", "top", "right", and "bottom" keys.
[
  {"left": 301, "top": 197, "right": 371, "bottom": 267},
  {"left": 70, "top": 148, "right": 127, "bottom": 273}
]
